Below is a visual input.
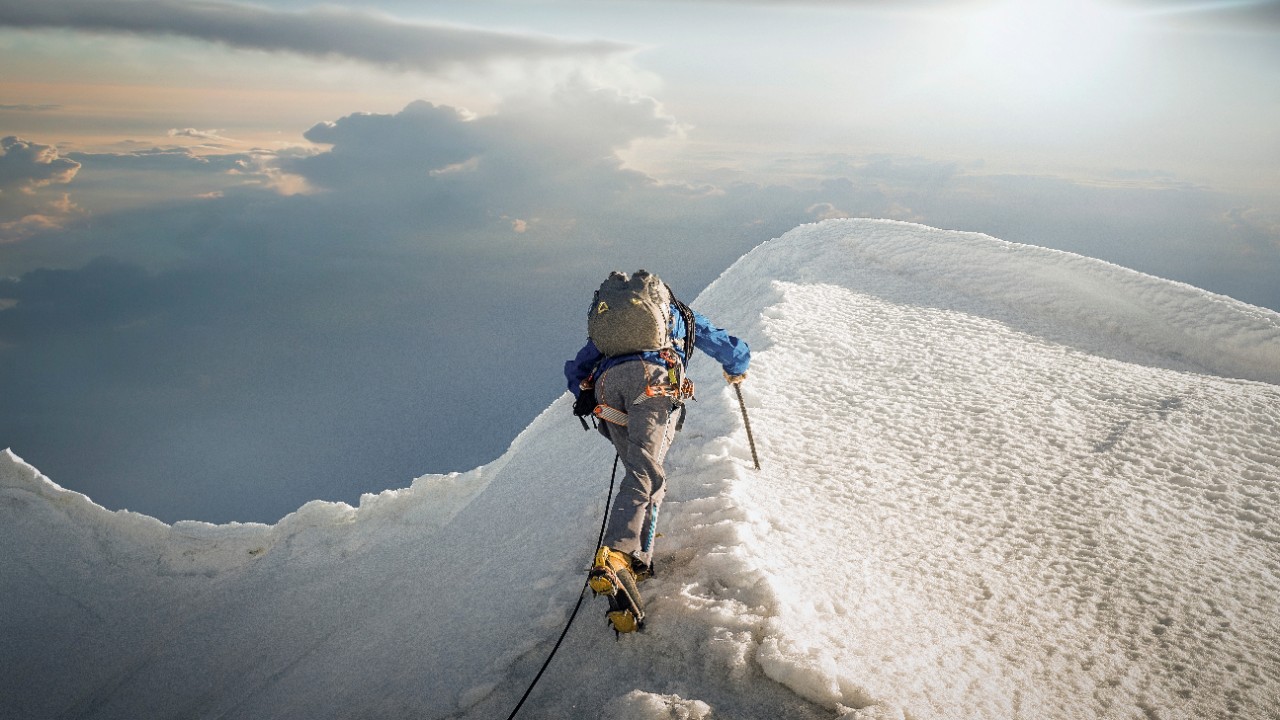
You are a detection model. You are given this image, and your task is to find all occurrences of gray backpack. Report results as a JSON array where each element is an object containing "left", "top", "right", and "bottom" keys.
[{"left": 588, "top": 270, "right": 674, "bottom": 357}]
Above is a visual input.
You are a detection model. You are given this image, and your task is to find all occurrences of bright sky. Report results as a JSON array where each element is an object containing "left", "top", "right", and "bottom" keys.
[{"left": 2, "top": 0, "right": 1277, "bottom": 189}]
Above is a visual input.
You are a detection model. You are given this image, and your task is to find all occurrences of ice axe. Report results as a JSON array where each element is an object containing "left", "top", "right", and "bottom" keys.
[{"left": 733, "top": 383, "right": 761, "bottom": 470}]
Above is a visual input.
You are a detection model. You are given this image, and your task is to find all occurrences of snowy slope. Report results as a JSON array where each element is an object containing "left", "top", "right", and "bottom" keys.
[{"left": 3, "top": 218, "right": 1278, "bottom": 720}]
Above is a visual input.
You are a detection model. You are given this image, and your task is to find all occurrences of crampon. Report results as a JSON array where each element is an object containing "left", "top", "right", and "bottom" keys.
[{"left": 588, "top": 547, "right": 645, "bottom": 637}]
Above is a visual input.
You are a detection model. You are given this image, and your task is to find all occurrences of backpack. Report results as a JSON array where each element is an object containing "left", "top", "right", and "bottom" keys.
[{"left": 588, "top": 270, "right": 673, "bottom": 357}]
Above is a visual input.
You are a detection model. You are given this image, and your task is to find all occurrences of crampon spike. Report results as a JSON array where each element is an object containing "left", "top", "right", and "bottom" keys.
[{"left": 606, "top": 609, "right": 641, "bottom": 635}]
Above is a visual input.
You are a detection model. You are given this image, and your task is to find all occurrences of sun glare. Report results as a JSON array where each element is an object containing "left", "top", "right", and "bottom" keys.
[{"left": 958, "top": 0, "right": 1137, "bottom": 103}]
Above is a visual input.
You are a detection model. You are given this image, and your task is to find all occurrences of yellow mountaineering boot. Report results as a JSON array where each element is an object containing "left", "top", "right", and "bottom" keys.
[
  {"left": 606, "top": 607, "right": 641, "bottom": 634},
  {"left": 588, "top": 546, "right": 633, "bottom": 596},
  {"left": 588, "top": 546, "right": 645, "bottom": 634}
]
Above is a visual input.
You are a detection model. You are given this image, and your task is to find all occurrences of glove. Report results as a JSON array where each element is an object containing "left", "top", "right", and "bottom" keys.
[
  {"left": 573, "top": 386, "right": 598, "bottom": 417},
  {"left": 723, "top": 370, "right": 747, "bottom": 385}
]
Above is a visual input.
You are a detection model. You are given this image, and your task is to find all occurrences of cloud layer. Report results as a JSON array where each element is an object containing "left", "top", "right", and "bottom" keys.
[
  {"left": 0, "top": 136, "right": 81, "bottom": 240},
  {"left": 0, "top": 85, "right": 727, "bottom": 523},
  {"left": 0, "top": 136, "right": 78, "bottom": 190},
  {"left": 0, "top": 0, "right": 632, "bottom": 72}
]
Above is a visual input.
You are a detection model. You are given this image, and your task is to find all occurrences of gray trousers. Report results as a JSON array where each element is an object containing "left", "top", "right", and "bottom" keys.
[{"left": 595, "top": 360, "right": 678, "bottom": 570}]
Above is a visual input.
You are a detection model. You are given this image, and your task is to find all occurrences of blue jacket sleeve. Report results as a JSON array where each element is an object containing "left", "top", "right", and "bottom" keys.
[
  {"left": 691, "top": 309, "right": 750, "bottom": 376},
  {"left": 564, "top": 339, "right": 604, "bottom": 398}
]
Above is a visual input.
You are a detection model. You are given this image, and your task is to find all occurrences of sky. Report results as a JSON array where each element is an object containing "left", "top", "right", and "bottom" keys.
[{"left": 1, "top": 0, "right": 1278, "bottom": 523}]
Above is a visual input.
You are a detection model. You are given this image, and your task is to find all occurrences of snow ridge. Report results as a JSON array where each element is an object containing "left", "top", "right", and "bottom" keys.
[
  {"left": 3, "top": 219, "right": 1278, "bottom": 720},
  {"left": 688, "top": 220, "right": 1280, "bottom": 718}
]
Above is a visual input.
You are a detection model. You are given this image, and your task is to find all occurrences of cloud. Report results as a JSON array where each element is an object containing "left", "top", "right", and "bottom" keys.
[
  {"left": 294, "top": 101, "right": 483, "bottom": 189},
  {"left": 851, "top": 155, "right": 961, "bottom": 187},
  {"left": 0, "top": 144, "right": 318, "bottom": 241},
  {"left": 807, "top": 202, "right": 849, "bottom": 220},
  {"left": 0, "top": 136, "right": 80, "bottom": 191},
  {"left": 282, "top": 84, "right": 679, "bottom": 228},
  {"left": 1223, "top": 206, "right": 1280, "bottom": 254},
  {"left": 0, "top": 0, "right": 633, "bottom": 73},
  {"left": 168, "top": 128, "right": 231, "bottom": 144},
  {"left": 0, "top": 136, "right": 82, "bottom": 240},
  {"left": 67, "top": 146, "right": 245, "bottom": 172},
  {"left": 54, "top": 147, "right": 321, "bottom": 209},
  {"left": 0, "top": 199, "right": 82, "bottom": 241}
]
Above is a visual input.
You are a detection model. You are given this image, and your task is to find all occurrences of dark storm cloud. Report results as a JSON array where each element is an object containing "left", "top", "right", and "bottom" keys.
[{"left": 0, "top": 0, "right": 632, "bottom": 72}]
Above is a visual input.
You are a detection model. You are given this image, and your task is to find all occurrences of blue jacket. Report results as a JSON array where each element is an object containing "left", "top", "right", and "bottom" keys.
[{"left": 565, "top": 304, "right": 750, "bottom": 398}]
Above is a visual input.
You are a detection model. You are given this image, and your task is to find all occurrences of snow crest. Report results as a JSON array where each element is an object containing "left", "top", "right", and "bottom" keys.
[{"left": 3, "top": 219, "right": 1278, "bottom": 720}]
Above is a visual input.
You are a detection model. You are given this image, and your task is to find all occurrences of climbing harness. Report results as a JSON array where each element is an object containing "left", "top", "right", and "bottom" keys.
[
  {"left": 654, "top": 348, "right": 696, "bottom": 401},
  {"left": 504, "top": 455, "right": 620, "bottom": 720},
  {"left": 591, "top": 354, "right": 694, "bottom": 429},
  {"left": 593, "top": 402, "right": 629, "bottom": 427},
  {"left": 656, "top": 347, "right": 696, "bottom": 432}
]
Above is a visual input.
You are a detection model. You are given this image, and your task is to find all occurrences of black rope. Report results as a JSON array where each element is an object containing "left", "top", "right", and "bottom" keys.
[{"left": 505, "top": 454, "right": 619, "bottom": 720}]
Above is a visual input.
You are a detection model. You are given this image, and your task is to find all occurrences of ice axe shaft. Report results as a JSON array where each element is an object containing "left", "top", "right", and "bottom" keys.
[{"left": 734, "top": 383, "right": 761, "bottom": 470}]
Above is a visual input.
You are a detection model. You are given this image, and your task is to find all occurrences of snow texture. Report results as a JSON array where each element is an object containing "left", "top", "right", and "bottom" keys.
[{"left": 3, "top": 218, "right": 1278, "bottom": 720}]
